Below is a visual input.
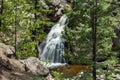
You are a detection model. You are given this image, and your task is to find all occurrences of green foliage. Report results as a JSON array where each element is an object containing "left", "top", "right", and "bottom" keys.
[
  {"left": 33, "top": 75, "right": 47, "bottom": 80},
  {"left": 52, "top": 71, "right": 64, "bottom": 80},
  {"left": 0, "top": 0, "right": 53, "bottom": 59},
  {"left": 64, "top": 52, "right": 92, "bottom": 65},
  {"left": 64, "top": 0, "right": 93, "bottom": 65},
  {"left": 51, "top": 71, "right": 77, "bottom": 80},
  {"left": 17, "top": 41, "right": 37, "bottom": 59},
  {"left": 64, "top": 0, "right": 118, "bottom": 63},
  {"left": 19, "top": 0, "right": 53, "bottom": 59},
  {"left": 64, "top": 0, "right": 119, "bottom": 79},
  {"left": 51, "top": 70, "right": 93, "bottom": 80},
  {"left": 1, "top": 0, "right": 120, "bottom": 79},
  {"left": 18, "top": 1, "right": 53, "bottom": 58},
  {"left": 77, "top": 70, "right": 93, "bottom": 80}
]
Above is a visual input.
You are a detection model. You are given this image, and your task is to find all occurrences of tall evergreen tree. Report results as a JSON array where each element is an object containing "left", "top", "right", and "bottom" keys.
[
  {"left": 90, "top": 0, "right": 97, "bottom": 79},
  {"left": 65, "top": 0, "right": 119, "bottom": 79},
  {"left": 16, "top": 0, "right": 53, "bottom": 58}
]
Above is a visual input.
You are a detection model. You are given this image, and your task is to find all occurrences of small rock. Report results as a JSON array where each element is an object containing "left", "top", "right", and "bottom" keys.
[
  {"left": 112, "top": 73, "right": 120, "bottom": 79},
  {"left": 0, "top": 43, "right": 15, "bottom": 58},
  {"left": 40, "top": 0, "right": 49, "bottom": 9},
  {"left": 50, "top": 0, "right": 61, "bottom": 6},
  {"left": 100, "top": 75, "right": 105, "bottom": 79},
  {"left": 47, "top": 74, "right": 54, "bottom": 80},
  {"left": 116, "top": 74, "right": 120, "bottom": 79}
]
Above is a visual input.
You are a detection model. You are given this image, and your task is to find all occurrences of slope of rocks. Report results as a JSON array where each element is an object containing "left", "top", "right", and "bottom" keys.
[{"left": 0, "top": 43, "right": 49, "bottom": 80}]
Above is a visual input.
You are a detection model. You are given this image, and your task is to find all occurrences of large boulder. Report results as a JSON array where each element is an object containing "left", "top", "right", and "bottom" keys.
[
  {"left": 21, "top": 57, "right": 49, "bottom": 76},
  {"left": 0, "top": 43, "right": 50, "bottom": 80},
  {"left": 0, "top": 48, "right": 33, "bottom": 80},
  {"left": 0, "top": 70, "right": 33, "bottom": 80},
  {"left": 0, "top": 43, "right": 49, "bottom": 76},
  {"left": 0, "top": 48, "right": 25, "bottom": 71}
]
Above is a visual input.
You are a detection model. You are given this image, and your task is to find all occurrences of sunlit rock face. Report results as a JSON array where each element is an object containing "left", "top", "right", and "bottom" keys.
[
  {"left": 21, "top": 57, "right": 49, "bottom": 76},
  {"left": 38, "top": 15, "right": 67, "bottom": 68},
  {"left": 50, "top": 0, "right": 71, "bottom": 16},
  {"left": 50, "top": 0, "right": 69, "bottom": 7}
]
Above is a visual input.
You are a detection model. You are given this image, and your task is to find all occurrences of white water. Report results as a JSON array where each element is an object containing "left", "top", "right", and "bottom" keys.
[{"left": 38, "top": 15, "right": 67, "bottom": 68}]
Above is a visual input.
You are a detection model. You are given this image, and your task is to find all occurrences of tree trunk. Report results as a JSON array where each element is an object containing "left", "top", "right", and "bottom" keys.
[
  {"left": 34, "top": 0, "right": 38, "bottom": 21},
  {"left": 34, "top": 0, "right": 39, "bottom": 57},
  {"left": 90, "top": 0, "right": 97, "bottom": 80},
  {"left": 0, "top": 0, "right": 3, "bottom": 29},
  {"left": 14, "top": 3, "right": 18, "bottom": 59}
]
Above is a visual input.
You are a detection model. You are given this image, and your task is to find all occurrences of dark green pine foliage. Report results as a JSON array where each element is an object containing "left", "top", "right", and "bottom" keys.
[
  {"left": 0, "top": 0, "right": 53, "bottom": 59},
  {"left": 64, "top": 0, "right": 119, "bottom": 79},
  {"left": 16, "top": 0, "right": 53, "bottom": 59},
  {"left": 0, "top": 0, "right": 23, "bottom": 45},
  {"left": 64, "top": 0, "right": 93, "bottom": 65},
  {"left": 0, "top": 0, "right": 13, "bottom": 43}
]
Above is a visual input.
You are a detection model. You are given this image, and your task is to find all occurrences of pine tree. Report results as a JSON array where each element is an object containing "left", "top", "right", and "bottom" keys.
[
  {"left": 16, "top": 0, "right": 53, "bottom": 58},
  {"left": 65, "top": 0, "right": 119, "bottom": 79}
]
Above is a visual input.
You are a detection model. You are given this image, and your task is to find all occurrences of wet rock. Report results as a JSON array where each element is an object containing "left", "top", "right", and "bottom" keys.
[{"left": 21, "top": 57, "right": 49, "bottom": 76}]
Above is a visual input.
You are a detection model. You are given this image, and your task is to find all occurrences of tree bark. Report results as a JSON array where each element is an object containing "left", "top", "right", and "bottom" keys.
[
  {"left": 90, "top": 0, "right": 97, "bottom": 80},
  {"left": 34, "top": 0, "right": 39, "bottom": 57},
  {"left": 34, "top": 0, "right": 38, "bottom": 21},
  {"left": 14, "top": 2, "right": 18, "bottom": 59},
  {"left": 0, "top": 0, "right": 3, "bottom": 29}
]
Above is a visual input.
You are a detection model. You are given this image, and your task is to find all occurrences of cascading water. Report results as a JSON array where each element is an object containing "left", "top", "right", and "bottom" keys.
[{"left": 38, "top": 15, "right": 67, "bottom": 68}]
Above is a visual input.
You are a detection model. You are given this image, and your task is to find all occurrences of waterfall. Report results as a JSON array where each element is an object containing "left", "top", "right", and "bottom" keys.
[{"left": 38, "top": 15, "right": 67, "bottom": 68}]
